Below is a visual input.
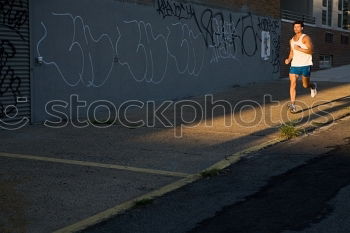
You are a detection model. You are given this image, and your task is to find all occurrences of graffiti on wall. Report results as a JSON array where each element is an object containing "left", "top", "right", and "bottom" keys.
[
  {"left": 197, "top": 11, "right": 262, "bottom": 63},
  {"left": 156, "top": 0, "right": 195, "bottom": 20},
  {"left": 37, "top": 13, "right": 206, "bottom": 86},
  {"left": 0, "top": 0, "right": 28, "bottom": 38},
  {"left": 116, "top": 20, "right": 205, "bottom": 83},
  {"left": 257, "top": 17, "right": 280, "bottom": 73},
  {"left": 155, "top": 0, "right": 280, "bottom": 66},
  {"left": 0, "top": 0, "right": 27, "bottom": 118},
  {"left": 116, "top": 20, "right": 171, "bottom": 84},
  {"left": 36, "top": 0, "right": 280, "bottom": 88},
  {"left": 37, "top": 13, "right": 117, "bottom": 87}
]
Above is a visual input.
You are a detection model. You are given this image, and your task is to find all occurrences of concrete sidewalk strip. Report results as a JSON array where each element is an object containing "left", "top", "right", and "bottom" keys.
[
  {"left": 0, "top": 152, "right": 190, "bottom": 178},
  {"left": 310, "top": 64, "right": 350, "bottom": 82}
]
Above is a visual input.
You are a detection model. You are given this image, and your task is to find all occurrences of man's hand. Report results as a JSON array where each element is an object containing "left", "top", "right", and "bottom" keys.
[
  {"left": 294, "top": 45, "right": 301, "bottom": 51},
  {"left": 285, "top": 58, "right": 291, "bottom": 64}
]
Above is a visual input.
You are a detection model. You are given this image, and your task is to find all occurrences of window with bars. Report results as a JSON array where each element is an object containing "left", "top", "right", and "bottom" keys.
[
  {"left": 328, "top": 0, "right": 333, "bottom": 26},
  {"left": 341, "top": 34, "right": 349, "bottom": 44},
  {"left": 322, "top": 0, "right": 334, "bottom": 26},
  {"left": 344, "top": 12, "right": 350, "bottom": 30},
  {"left": 325, "top": 32, "right": 333, "bottom": 43},
  {"left": 319, "top": 55, "right": 333, "bottom": 69},
  {"left": 338, "top": 14, "right": 343, "bottom": 27},
  {"left": 322, "top": 10, "right": 327, "bottom": 25}
]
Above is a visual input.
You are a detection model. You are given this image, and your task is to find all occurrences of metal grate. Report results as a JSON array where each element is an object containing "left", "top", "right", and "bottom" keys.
[{"left": 0, "top": 0, "right": 31, "bottom": 123}]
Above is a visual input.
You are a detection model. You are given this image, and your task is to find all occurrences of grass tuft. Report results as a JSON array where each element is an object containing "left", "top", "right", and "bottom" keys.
[
  {"left": 200, "top": 168, "right": 221, "bottom": 178},
  {"left": 280, "top": 122, "right": 301, "bottom": 139}
]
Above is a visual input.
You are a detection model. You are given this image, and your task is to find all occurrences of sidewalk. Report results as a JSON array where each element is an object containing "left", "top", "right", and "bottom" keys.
[
  {"left": 1, "top": 69, "right": 350, "bottom": 233},
  {"left": 310, "top": 64, "right": 350, "bottom": 82}
]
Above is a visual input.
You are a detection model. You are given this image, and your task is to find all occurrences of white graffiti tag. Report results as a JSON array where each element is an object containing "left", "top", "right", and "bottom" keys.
[{"left": 37, "top": 13, "right": 116, "bottom": 87}]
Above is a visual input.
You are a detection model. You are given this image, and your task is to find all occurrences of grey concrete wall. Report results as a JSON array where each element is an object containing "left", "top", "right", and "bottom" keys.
[{"left": 31, "top": 0, "right": 280, "bottom": 122}]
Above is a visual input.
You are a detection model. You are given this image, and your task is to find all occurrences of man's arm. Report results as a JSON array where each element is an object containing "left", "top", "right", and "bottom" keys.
[
  {"left": 285, "top": 40, "right": 293, "bottom": 64},
  {"left": 294, "top": 35, "right": 313, "bottom": 54}
]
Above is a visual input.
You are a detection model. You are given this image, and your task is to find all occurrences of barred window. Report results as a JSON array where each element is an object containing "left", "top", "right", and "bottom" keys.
[
  {"left": 325, "top": 32, "right": 333, "bottom": 43},
  {"left": 319, "top": 55, "right": 333, "bottom": 69},
  {"left": 322, "top": 10, "right": 327, "bottom": 25},
  {"left": 341, "top": 34, "right": 349, "bottom": 44},
  {"left": 338, "top": 14, "right": 343, "bottom": 27},
  {"left": 328, "top": 0, "right": 333, "bottom": 26}
]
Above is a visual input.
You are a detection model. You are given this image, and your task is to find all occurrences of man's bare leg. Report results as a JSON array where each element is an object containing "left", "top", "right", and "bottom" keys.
[
  {"left": 302, "top": 76, "right": 317, "bottom": 97},
  {"left": 289, "top": 74, "right": 298, "bottom": 113},
  {"left": 302, "top": 76, "right": 313, "bottom": 88},
  {"left": 289, "top": 74, "right": 298, "bottom": 104}
]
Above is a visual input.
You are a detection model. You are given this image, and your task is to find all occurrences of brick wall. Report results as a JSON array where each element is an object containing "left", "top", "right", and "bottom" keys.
[
  {"left": 196, "top": 0, "right": 280, "bottom": 18},
  {"left": 280, "top": 21, "right": 350, "bottom": 77},
  {"left": 119, "top": 0, "right": 280, "bottom": 18}
]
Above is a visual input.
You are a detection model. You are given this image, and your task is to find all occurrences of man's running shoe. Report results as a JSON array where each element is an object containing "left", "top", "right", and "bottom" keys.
[
  {"left": 311, "top": 82, "right": 317, "bottom": 98},
  {"left": 288, "top": 103, "right": 297, "bottom": 114}
]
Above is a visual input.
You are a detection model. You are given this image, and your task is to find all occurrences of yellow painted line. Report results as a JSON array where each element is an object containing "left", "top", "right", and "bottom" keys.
[
  {"left": 53, "top": 138, "right": 282, "bottom": 233},
  {"left": 53, "top": 174, "right": 201, "bottom": 233},
  {"left": 0, "top": 152, "right": 189, "bottom": 178}
]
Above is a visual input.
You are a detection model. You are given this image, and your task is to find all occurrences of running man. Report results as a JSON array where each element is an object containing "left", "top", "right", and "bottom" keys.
[{"left": 285, "top": 21, "right": 317, "bottom": 113}]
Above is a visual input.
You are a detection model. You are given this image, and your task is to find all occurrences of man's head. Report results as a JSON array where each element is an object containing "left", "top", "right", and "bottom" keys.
[{"left": 293, "top": 21, "right": 304, "bottom": 34}]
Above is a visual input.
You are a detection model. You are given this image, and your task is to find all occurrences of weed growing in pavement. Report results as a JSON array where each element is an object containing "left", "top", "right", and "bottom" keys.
[
  {"left": 200, "top": 168, "right": 221, "bottom": 178},
  {"left": 280, "top": 121, "right": 302, "bottom": 139}
]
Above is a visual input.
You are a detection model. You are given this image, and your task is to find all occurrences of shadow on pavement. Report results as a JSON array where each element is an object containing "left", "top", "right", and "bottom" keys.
[{"left": 189, "top": 141, "right": 350, "bottom": 233}]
